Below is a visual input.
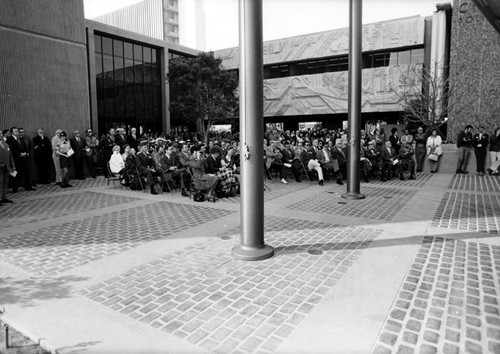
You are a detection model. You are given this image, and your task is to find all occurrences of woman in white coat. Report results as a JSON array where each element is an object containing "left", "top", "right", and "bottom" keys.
[{"left": 426, "top": 128, "right": 443, "bottom": 173}]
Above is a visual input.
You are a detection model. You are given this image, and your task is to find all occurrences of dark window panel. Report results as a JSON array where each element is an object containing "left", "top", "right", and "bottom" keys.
[
  {"left": 103, "top": 54, "right": 114, "bottom": 80},
  {"left": 114, "top": 56, "right": 124, "bottom": 81},
  {"left": 95, "top": 53, "right": 103, "bottom": 77},
  {"left": 124, "top": 59, "right": 134, "bottom": 83},
  {"left": 113, "top": 39, "right": 123, "bottom": 57},
  {"left": 124, "top": 42, "right": 133, "bottom": 59},
  {"left": 144, "top": 47, "right": 152, "bottom": 63},
  {"left": 152, "top": 48, "right": 158, "bottom": 63},
  {"left": 134, "top": 61, "right": 144, "bottom": 83},
  {"left": 102, "top": 36, "right": 113, "bottom": 55},
  {"left": 134, "top": 44, "right": 143, "bottom": 61},
  {"left": 94, "top": 35, "right": 102, "bottom": 53}
]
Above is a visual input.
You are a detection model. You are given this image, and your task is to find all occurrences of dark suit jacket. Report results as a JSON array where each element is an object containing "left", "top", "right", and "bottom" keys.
[
  {"left": 33, "top": 135, "right": 52, "bottom": 160},
  {"left": 0, "top": 141, "right": 15, "bottom": 169},
  {"left": 136, "top": 152, "right": 154, "bottom": 175},
  {"left": 205, "top": 155, "right": 221, "bottom": 174},
  {"left": 380, "top": 147, "right": 397, "bottom": 162},
  {"left": 473, "top": 133, "right": 489, "bottom": 150},
  {"left": 331, "top": 146, "right": 347, "bottom": 166},
  {"left": 128, "top": 134, "right": 139, "bottom": 150},
  {"left": 6, "top": 136, "right": 21, "bottom": 163},
  {"left": 70, "top": 137, "right": 86, "bottom": 158}
]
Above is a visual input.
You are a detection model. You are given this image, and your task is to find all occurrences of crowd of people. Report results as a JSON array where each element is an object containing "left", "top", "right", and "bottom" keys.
[{"left": 1, "top": 124, "right": 499, "bottom": 205}]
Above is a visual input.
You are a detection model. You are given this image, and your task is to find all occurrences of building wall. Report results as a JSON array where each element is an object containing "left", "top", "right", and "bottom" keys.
[
  {"left": 263, "top": 64, "right": 422, "bottom": 117},
  {"left": 0, "top": 0, "right": 90, "bottom": 138},
  {"left": 448, "top": 0, "right": 500, "bottom": 142},
  {"left": 217, "top": 16, "right": 425, "bottom": 69}
]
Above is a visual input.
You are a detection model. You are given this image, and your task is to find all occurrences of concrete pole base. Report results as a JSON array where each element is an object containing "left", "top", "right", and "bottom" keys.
[
  {"left": 341, "top": 192, "right": 366, "bottom": 200},
  {"left": 232, "top": 244, "right": 274, "bottom": 261}
]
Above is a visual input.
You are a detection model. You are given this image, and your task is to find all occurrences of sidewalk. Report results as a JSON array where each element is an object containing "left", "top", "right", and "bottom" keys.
[{"left": 0, "top": 173, "right": 499, "bottom": 354}]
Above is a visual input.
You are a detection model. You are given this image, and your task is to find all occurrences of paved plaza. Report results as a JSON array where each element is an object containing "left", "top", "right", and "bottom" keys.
[{"left": 0, "top": 173, "right": 499, "bottom": 353}]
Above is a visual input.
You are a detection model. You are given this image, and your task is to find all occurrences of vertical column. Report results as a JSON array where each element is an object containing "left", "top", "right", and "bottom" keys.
[
  {"left": 232, "top": 0, "right": 274, "bottom": 261},
  {"left": 342, "top": 0, "right": 365, "bottom": 200}
]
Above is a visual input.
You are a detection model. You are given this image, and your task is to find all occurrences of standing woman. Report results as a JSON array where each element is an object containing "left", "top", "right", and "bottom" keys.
[
  {"left": 414, "top": 126, "right": 427, "bottom": 172},
  {"left": 426, "top": 128, "right": 443, "bottom": 173},
  {"left": 56, "top": 131, "right": 73, "bottom": 188},
  {"left": 488, "top": 127, "right": 500, "bottom": 175}
]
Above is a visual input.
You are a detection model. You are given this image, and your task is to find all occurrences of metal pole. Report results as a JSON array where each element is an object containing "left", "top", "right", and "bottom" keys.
[
  {"left": 232, "top": 0, "right": 274, "bottom": 261},
  {"left": 342, "top": 0, "right": 365, "bottom": 200}
]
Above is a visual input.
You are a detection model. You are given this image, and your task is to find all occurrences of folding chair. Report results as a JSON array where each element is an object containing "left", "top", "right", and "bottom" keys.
[{"left": 106, "top": 161, "right": 122, "bottom": 187}]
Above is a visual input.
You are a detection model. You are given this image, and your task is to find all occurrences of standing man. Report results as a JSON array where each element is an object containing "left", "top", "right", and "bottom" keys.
[
  {"left": 18, "top": 128, "right": 34, "bottom": 189},
  {"left": 456, "top": 125, "right": 473, "bottom": 174},
  {"left": 128, "top": 127, "right": 139, "bottom": 150},
  {"left": 33, "top": 128, "right": 52, "bottom": 184},
  {"left": 0, "top": 130, "right": 15, "bottom": 205},
  {"left": 472, "top": 125, "right": 489, "bottom": 176},
  {"left": 7, "top": 127, "right": 33, "bottom": 192},
  {"left": 70, "top": 130, "right": 86, "bottom": 180},
  {"left": 102, "top": 128, "right": 116, "bottom": 177},
  {"left": 85, "top": 128, "right": 99, "bottom": 178},
  {"left": 414, "top": 126, "right": 426, "bottom": 172},
  {"left": 52, "top": 129, "right": 62, "bottom": 185},
  {"left": 488, "top": 128, "right": 500, "bottom": 175}
]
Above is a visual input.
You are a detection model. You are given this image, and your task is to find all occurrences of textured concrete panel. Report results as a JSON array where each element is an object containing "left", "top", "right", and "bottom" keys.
[
  {"left": 216, "top": 16, "right": 424, "bottom": 69},
  {"left": 263, "top": 65, "right": 422, "bottom": 116},
  {"left": 0, "top": 0, "right": 85, "bottom": 43},
  {"left": 448, "top": 0, "right": 500, "bottom": 141},
  {"left": 0, "top": 30, "right": 90, "bottom": 137}
]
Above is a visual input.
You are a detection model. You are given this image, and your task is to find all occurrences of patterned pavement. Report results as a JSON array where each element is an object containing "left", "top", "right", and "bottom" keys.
[
  {"left": 10, "top": 177, "right": 109, "bottom": 198},
  {"left": 0, "top": 191, "right": 140, "bottom": 228},
  {"left": 0, "top": 201, "right": 234, "bottom": 276},
  {"left": 220, "top": 180, "right": 312, "bottom": 204},
  {"left": 369, "top": 172, "right": 434, "bottom": 188},
  {"left": 448, "top": 175, "right": 500, "bottom": 193},
  {"left": 373, "top": 236, "right": 500, "bottom": 354},
  {"left": 287, "top": 185, "right": 417, "bottom": 221},
  {"left": 81, "top": 216, "right": 382, "bottom": 354}
]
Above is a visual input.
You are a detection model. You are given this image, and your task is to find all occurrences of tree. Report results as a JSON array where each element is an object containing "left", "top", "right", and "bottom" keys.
[
  {"left": 168, "top": 52, "right": 239, "bottom": 143},
  {"left": 389, "top": 63, "right": 471, "bottom": 138}
]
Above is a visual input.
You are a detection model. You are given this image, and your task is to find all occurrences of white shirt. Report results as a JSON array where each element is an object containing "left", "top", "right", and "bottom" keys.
[{"left": 109, "top": 151, "right": 125, "bottom": 173}]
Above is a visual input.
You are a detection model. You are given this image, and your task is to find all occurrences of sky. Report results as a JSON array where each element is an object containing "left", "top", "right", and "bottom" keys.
[{"left": 84, "top": 0, "right": 444, "bottom": 51}]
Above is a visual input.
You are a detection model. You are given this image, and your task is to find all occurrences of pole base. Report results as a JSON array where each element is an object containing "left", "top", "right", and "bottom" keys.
[
  {"left": 341, "top": 191, "right": 366, "bottom": 200},
  {"left": 232, "top": 244, "right": 274, "bottom": 261}
]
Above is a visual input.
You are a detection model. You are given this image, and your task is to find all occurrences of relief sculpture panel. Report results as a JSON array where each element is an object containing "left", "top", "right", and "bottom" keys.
[{"left": 263, "top": 64, "right": 422, "bottom": 116}]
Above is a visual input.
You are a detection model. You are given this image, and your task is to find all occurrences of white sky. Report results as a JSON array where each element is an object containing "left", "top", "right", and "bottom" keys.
[{"left": 84, "top": 0, "right": 445, "bottom": 51}]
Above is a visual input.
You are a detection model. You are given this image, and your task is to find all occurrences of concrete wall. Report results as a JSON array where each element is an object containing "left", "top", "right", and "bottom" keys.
[
  {"left": 0, "top": 0, "right": 90, "bottom": 139},
  {"left": 448, "top": 0, "right": 500, "bottom": 142}
]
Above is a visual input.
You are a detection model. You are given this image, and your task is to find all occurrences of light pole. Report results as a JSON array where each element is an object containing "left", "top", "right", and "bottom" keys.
[
  {"left": 232, "top": 0, "right": 274, "bottom": 261},
  {"left": 342, "top": 0, "right": 365, "bottom": 200}
]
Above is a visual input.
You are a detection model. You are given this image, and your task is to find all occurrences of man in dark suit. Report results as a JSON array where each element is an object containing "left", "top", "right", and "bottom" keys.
[
  {"left": 128, "top": 127, "right": 139, "bottom": 150},
  {"left": 364, "top": 140, "right": 380, "bottom": 176},
  {"left": 7, "top": 127, "right": 33, "bottom": 192},
  {"left": 473, "top": 125, "right": 488, "bottom": 176},
  {"left": 331, "top": 138, "right": 347, "bottom": 180},
  {"left": 18, "top": 128, "right": 34, "bottom": 188},
  {"left": 280, "top": 141, "right": 302, "bottom": 182},
  {"left": 102, "top": 128, "right": 116, "bottom": 177},
  {"left": 0, "top": 130, "right": 15, "bottom": 205},
  {"left": 70, "top": 130, "right": 86, "bottom": 180},
  {"left": 379, "top": 141, "right": 399, "bottom": 182},
  {"left": 317, "top": 142, "right": 343, "bottom": 184},
  {"left": 160, "top": 144, "right": 188, "bottom": 196},
  {"left": 33, "top": 128, "right": 53, "bottom": 184},
  {"left": 136, "top": 142, "right": 159, "bottom": 195},
  {"left": 115, "top": 128, "right": 128, "bottom": 149}
]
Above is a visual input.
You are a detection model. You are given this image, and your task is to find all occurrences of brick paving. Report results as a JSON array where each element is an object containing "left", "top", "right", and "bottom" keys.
[
  {"left": 10, "top": 177, "right": 109, "bottom": 198},
  {"left": 0, "top": 201, "right": 234, "bottom": 276},
  {"left": 448, "top": 175, "right": 500, "bottom": 193},
  {"left": 369, "top": 172, "right": 434, "bottom": 188},
  {"left": 287, "top": 185, "right": 417, "bottom": 221},
  {"left": 220, "top": 180, "right": 311, "bottom": 204},
  {"left": 432, "top": 192, "right": 500, "bottom": 235},
  {"left": 81, "top": 216, "right": 382, "bottom": 354},
  {"left": 0, "top": 191, "right": 140, "bottom": 229},
  {"left": 372, "top": 236, "right": 500, "bottom": 354}
]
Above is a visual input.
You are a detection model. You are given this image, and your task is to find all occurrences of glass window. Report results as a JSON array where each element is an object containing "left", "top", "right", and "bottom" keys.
[
  {"left": 113, "top": 39, "right": 123, "bottom": 57},
  {"left": 134, "top": 61, "right": 144, "bottom": 83},
  {"left": 152, "top": 48, "right": 158, "bottom": 63},
  {"left": 143, "top": 47, "right": 152, "bottom": 63},
  {"left": 389, "top": 52, "right": 398, "bottom": 66},
  {"left": 102, "top": 36, "right": 113, "bottom": 55},
  {"left": 95, "top": 53, "right": 103, "bottom": 77},
  {"left": 94, "top": 35, "right": 102, "bottom": 53},
  {"left": 124, "top": 42, "right": 133, "bottom": 59},
  {"left": 114, "top": 56, "right": 124, "bottom": 81},
  {"left": 103, "top": 54, "right": 114, "bottom": 80},
  {"left": 398, "top": 51, "right": 411, "bottom": 65},
  {"left": 410, "top": 48, "right": 424, "bottom": 64},
  {"left": 124, "top": 59, "right": 134, "bottom": 83},
  {"left": 134, "top": 44, "right": 143, "bottom": 61}
]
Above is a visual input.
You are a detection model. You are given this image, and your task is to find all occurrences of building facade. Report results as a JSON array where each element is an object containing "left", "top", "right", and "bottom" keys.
[
  {"left": 91, "top": 0, "right": 207, "bottom": 51},
  {"left": 0, "top": 0, "right": 199, "bottom": 141}
]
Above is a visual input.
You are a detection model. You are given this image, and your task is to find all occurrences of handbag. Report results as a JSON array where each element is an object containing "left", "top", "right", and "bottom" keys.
[
  {"left": 428, "top": 153, "right": 438, "bottom": 161},
  {"left": 193, "top": 191, "right": 205, "bottom": 202}
]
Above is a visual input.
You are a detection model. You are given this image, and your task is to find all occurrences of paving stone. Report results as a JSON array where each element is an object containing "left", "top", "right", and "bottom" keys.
[{"left": 465, "top": 340, "right": 483, "bottom": 353}]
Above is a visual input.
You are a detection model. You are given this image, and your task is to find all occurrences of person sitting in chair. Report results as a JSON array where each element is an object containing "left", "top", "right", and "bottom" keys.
[
  {"left": 379, "top": 141, "right": 399, "bottom": 182},
  {"left": 136, "top": 142, "right": 160, "bottom": 195},
  {"left": 109, "top": 145, "right": 125, "bottom": 175},
  {"left": 206, "top": 145, "right": 237, "bottom": 197},
  {"left": 398, "top": 140, "right": 416, "bottom": 180},
  {"left": 188, "top": 146, "right": 220, "bottom": 202},
  {"left": 154, "top": 143, "right": 188, "bottom": 196}
]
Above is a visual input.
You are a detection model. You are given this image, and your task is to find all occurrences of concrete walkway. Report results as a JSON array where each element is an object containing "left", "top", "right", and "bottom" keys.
[{"left": 0, "top": 173, "right": 499, "bottom": 354}]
